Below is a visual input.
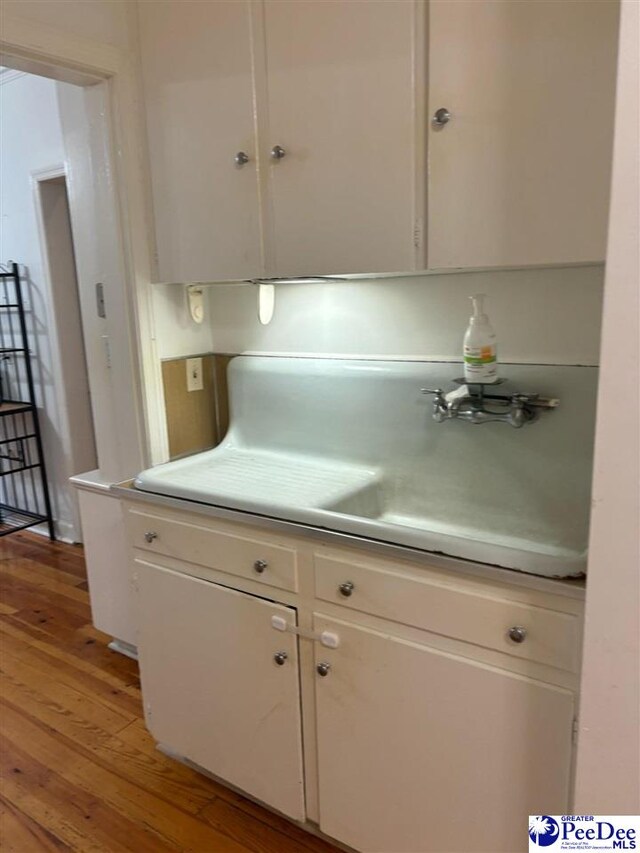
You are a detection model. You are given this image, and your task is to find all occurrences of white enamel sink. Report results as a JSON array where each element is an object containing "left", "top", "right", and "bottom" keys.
[
  {"left": 320, "top": 478, "right": 588, "bottom": 577},
  {"left": 135, "top": 356, "right": 597, "bottom": 579}
]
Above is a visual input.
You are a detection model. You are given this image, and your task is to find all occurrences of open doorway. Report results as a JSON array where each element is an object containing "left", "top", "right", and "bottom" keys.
[
  {"left": 0, "top": 70, "right": 91, "bottom": 541},
  {"left": 35, "top": 170, "right": 99, "bottom": 537},
  {"left": 0, "top": 66, "right": 138, "bottom": 542}
]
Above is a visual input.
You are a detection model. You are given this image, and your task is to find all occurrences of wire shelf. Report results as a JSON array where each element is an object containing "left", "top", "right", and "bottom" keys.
[{"left": 0, "top": 263, "right": 55, "bottom": 539}]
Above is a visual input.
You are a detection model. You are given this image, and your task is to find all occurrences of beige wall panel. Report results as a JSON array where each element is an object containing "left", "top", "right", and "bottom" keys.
[
  {"left": 162, "top": 355, "right": 232, "bottom": 459},
  {"left": 162, "top": 356, "right": 217, "bottom": 459}
]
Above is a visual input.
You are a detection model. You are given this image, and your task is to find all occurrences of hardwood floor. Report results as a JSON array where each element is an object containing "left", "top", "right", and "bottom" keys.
[{"left": 0, "top": 531, "right": 341, "bottom": 853}]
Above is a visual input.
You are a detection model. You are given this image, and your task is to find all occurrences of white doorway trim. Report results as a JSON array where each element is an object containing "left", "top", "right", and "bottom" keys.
[{"left": 0, "top": 9, "right": 170, "bottom": 475}]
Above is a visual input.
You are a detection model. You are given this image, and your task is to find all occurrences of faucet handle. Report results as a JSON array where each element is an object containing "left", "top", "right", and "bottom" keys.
[
  {"left": 529, "top": 396, "right": 560, "bottom": 409},
  {"left": 422, "top": 388, "right": 448, "bottom": 422},
  {"left": 511, "top": 393, "right": 560, "bottom": 409}
]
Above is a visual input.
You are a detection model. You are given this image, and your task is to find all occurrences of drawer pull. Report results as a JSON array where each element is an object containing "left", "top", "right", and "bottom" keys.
[
  {"left": 508, "top": 625, "right": 528, "bottom": 644},
  {"left": 144, "top": 531, "right": 158, "bottom": 543},
  {"left": 273, "top": 651, "right": 288, "bottom": 666},
  {"left": 253, "top": 559, "right": 268, "bottom": 574},
  {"left": 316, "top": 662, "right": 331, "bottom": 677},
  {"left": 338, "top": 580, "right": 355, "bottom": 597}
]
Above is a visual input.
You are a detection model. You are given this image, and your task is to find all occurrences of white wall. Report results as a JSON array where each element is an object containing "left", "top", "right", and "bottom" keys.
[
  {"left": 191, "top": 263, "right": 604, "bottom": 366},
  {"left": 0, "top": 71, "right": 86, "bottom": 540},
  {"left": 574, "top": 0, "right": 640, "bottom": 813},
  {"left": 57, "top": 80, "right": 147, "bottom": 483},
  {"left": 1, "top": 0, "right": 133, "bottom": 52}
]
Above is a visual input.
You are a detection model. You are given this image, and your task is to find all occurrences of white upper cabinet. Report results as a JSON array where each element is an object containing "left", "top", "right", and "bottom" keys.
[
  {"left": 138, "top": 0, "right": 263, "bottom": 283},
  {"left": 138, "top": 0, "right": 618, "bottom": 282},
  {"left": 262, "top": 0, "right": 425, "bottom": 276},
  {"left": 427, "top": 0, "right": 619, "bottom": 269},
  {"left": 138, "top": 0, "right": 426, "bottom": 283}
]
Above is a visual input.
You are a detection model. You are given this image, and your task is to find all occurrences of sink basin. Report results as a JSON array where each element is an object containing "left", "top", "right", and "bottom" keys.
[{"left": 321, "top": 478, "right": 588, "bottom": 576}]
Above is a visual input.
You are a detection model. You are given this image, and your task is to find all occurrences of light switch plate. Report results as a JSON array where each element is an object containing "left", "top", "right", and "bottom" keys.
[{"left": 186, "top": 357, "right": 204, "bottom": 392}]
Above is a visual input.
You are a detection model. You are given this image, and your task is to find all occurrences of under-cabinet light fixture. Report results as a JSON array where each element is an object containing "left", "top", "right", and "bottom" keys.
[
  {"left": 257, "top": 282, "right": 275, "bottom": 325},
  {"left": 187, "top": 277, "right": 349, "bottom": 327},
  {"left": 254, "top": 277, "right": 350, "bottom": 325},
  {"left": 187, "top": 285, "right": 204, "bottom": 323}
]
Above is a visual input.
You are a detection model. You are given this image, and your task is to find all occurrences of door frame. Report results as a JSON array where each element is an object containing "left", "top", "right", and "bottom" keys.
[{"left": 0, "top": 9, "right": 169, "bottom": 473}]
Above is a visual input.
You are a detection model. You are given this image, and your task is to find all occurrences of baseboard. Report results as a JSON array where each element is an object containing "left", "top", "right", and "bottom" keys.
[
  {"left": 108, "top": 639, "right": 138, "bottom": 660},
  {"left": 29, "top": 519, "right": 80, "bottom": 544}
]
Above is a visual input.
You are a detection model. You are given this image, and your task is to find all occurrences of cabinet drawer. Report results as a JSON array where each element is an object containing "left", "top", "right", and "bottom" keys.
[
  {"left": 126, "top": 509, "right": 298, "bottom": 592},
  {"left": 314, "top": 553, "right": 579, "bottom": 672}
]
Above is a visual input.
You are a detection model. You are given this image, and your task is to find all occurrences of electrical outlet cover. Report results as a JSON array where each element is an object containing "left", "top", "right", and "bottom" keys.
[{"left": 186, "top": 357, "right": 204, "bottom": 392}]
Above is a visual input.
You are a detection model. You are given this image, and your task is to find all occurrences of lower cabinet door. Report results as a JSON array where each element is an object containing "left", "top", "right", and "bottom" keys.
[
  {"left": 314, "top": 615, "right": 575, "bottom": 853},
  {"left": 137, "top": 561, "right": 305, "bottom": 820}
]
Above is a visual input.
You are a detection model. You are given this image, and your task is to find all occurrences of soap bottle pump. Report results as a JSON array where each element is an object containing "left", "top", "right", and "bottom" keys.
[{"left": 463, "top": 293, "right": 498, "bottom": 383}]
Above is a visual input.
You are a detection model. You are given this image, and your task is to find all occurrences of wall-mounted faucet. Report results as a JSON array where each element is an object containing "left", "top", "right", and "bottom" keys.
[{"left": 421, "top": 381, "right": 559, "bottom": 428}]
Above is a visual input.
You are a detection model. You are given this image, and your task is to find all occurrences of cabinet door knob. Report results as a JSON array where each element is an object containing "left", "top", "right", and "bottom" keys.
[
  {"left": 270, "top": 145, "right": 286, "bottom": 160},
  {"left": 253, "top": 559, "right": 268, "bottom": 574},
  {"left": 508, "top": 625, "right": 527, "bottom": 644},
  {"left": 432, "top": 107, "right": 451, "bottom": 128},
  {"left": 273, "top": 651, "right": 288, "bottom": 666},
  {"left": 338, "top": 581, "right": 355, "bottom": 597},
  {"left": 235, "top": 151, "right": 250, "bottom": 166},
  {"left": 144, "top": 531, "right": 158, "bottom": 543},
  {"left": 316, "top": 662, "right": 331, "bottom": 677}
]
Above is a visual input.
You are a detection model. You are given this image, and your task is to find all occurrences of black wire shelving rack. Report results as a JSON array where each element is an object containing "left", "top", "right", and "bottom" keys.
[{"left": 0, "top": 262, "right": 55, "bottom": 539}]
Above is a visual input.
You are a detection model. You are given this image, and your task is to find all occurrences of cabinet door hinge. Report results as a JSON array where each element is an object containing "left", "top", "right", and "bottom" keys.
[{"left": 413, "top": 217, "right": 424, "bottom": 250}]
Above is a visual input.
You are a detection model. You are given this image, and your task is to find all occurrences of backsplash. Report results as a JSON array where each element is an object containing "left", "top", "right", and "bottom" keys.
[
  {"left": 154, "top": 263, "right": 604, "bottom": 459},
  {"left": 152, "top": 263, "right": 604, "bottom": 365},
  {"left": 162, "top": 355, "right": 230, "bottom": 459}
]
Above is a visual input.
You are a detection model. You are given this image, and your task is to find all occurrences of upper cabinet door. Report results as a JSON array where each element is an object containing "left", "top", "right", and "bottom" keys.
[
  {"left": 138, "top": 0, "right": 263, "bottom": 283},
  {"left": 427, "top": 0, "right": 620, "bottom": 269},
  {"left": 262, "top": 0, "right": 426, "bottom": 277}
]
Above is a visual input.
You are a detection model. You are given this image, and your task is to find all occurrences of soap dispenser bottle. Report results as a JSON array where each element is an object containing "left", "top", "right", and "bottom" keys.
[{"left": 463, "top": 294, "right": 498, "bottom": 383}]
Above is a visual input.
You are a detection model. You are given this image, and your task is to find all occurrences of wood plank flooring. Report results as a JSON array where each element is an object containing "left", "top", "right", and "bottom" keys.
[{"left": 0, "top": 532, "right": 341, "bottom": 853}]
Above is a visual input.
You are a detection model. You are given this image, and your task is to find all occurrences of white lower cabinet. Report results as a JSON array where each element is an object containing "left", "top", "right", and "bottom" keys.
[
  {"left": 125, "top": 504, "right": 581, "bottom": 853},
  {"left": 72, "top": 478, "right": 136, "bottom": 648},
  {"left": 313, "top": 615, "right": 575, "bottom": 853},
  {"left": 136, "top": 560, "right": 305, "bottom": 821}
]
